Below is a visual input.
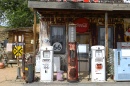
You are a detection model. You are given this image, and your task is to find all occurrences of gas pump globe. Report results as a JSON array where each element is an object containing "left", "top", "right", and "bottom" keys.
[{"left": 67, "top": 24, "right": 78, "bottom": 82}]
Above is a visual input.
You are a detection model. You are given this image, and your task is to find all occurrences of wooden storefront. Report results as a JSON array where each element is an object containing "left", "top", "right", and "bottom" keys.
[
  {"left": 28, "top": 2, "right": 130, "bottom": 53},
  {"left": 28, "top": 1, "right": 130, "bottom": 75},
  {"left": 6, "top": 27, "right": 37, "bottom": 59}
]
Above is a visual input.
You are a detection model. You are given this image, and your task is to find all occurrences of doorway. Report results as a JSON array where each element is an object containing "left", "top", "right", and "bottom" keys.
[{"left": 98, "top": 26, "right": 114, "bottom": 48}]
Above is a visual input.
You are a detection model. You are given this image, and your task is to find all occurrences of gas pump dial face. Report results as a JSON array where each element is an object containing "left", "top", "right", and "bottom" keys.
[
  {"left": 43, "top": 51, "right": 50, "bottom": 58},
  {"left": 95, "top": 50, "right": 102, "bottom": 57}
]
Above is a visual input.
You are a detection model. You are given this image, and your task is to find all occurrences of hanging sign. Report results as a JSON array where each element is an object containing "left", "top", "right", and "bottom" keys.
[{"left": 74, "top": 18, "right": 89, "bottom": 33}]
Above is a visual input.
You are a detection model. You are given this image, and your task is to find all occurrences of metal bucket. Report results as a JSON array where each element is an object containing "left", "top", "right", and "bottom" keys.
[{"left": 57, "top": 70, "right": 64, "bottom": 81}]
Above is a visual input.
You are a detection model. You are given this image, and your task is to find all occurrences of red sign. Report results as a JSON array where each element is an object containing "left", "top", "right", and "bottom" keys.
[
  {"left": 84, "top": 0, "right": 90, "bottom": 2},
  {"left": 84, "top": 0, "right": 99, "bottom": 2},
  {"left": 74, "top": 18, "right": 89, "bottom": 33}
]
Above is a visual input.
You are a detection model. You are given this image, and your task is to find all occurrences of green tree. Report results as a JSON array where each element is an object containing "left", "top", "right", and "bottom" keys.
[{"left": 0, "top": 0, "right": 35, "bottom": 28}]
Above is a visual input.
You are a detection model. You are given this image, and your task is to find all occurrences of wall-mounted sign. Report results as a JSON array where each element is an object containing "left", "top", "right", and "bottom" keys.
[
  {"left": 74, "top": 18, "right": 89, "bottom": 33},
  {"left": 6, "top": 43, "right": 12, "bottom": 51},
  {"left": 53, "top": 42, "right": 62, "bottom": 52},
  {"left": 13, "top": 46, "right": 23, "bottom": 57}
]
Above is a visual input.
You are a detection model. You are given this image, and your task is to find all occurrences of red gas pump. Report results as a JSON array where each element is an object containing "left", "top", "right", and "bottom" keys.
[{"left": 67, "top": 24, "right": 78, "bottom": 82}]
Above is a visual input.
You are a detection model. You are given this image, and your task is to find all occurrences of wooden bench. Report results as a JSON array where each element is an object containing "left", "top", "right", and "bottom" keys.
[{"left": 7, "top": 59, "right": 22, "bottom": 67}]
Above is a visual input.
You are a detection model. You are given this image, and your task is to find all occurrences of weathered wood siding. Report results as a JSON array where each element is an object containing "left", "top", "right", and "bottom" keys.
[
  {"left": 8, "top": 29, "right": 34, "bottom": 54},
  {"left": 24, "top": 32, "right": 33, "bottom": 53},
  {"left": 39, "top": 21, "right": 50, "bottom": 48}
]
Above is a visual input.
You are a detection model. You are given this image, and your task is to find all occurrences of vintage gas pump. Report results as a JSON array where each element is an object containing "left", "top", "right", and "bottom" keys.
[
  {"left": 67, "top": 24, "right": 78, "bottom": 82},
  {"left": 40, "top": 46, "right": 54, "bottom": 82},
  {"left": 91, "top": 45, "right": 106, "bottom": 82}
]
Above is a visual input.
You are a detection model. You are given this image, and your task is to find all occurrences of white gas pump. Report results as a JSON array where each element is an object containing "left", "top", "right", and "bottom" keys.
[
  {"left": 91, "top": 45, "right": 106, "bottom": 82},
  {"left": 40, "top": 46, "right": 54, "bottom": 82}
]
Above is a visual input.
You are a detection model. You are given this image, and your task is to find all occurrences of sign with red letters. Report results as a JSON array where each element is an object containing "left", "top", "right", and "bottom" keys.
[{"left": 74, "top": 18, "right": 89, "bottom": 33}]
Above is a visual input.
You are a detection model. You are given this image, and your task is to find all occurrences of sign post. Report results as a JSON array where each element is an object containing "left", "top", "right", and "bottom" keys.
[
  {"left": 13, "top": 43, "right": 23, "bottom": 79},
  {"left": 13, "top": 35, "right": 25, "bottom": 80}
]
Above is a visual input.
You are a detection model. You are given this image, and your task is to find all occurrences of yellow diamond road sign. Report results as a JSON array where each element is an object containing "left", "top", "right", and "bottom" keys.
[{"left": 13, "top": 46, "right": 23, "bottom": 57}]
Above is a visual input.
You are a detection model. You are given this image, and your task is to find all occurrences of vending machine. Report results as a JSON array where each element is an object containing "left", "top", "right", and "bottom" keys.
[
  {"left": 114, "top": 49, "right": 130, "bottom": 81},
  {"left": 77, "top": 44, "right": 90, "bottom": 72},
  {"left": 117, "top": 42, "right": 130, "bottom": 49},
  {"left": 40, "top": 46, "right": 54, "bottom": 82},
  {"left": 123, "top": 0, "right": 130, "bottom": 3},
  {"left": 67, "top": 24, "right": 78, "bottom": 82},
  {"left": 91, "top": 45, "right": 106, "bottom": 82}
]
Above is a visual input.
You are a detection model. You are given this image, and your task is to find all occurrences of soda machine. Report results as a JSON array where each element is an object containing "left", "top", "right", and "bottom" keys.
[
  {"left": 114, "top": 49, "right": 130, "bottom": 81},
  {"left": 40, "top": 46, "right": 54, "bottom": 82},
  {"left": 67, "top": 24, "right": 78, "bottom": 82},
  {"left": 123, "top": 0, "right": 130, "bottom": 3},
  {"left": 91, "top": 45, "right": 106, "bottom": 82}
]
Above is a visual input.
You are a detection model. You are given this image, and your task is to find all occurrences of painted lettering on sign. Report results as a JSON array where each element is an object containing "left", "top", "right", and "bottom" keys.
[
  {"left": 74, "top": 18, "right": 89, "bottom": 33},
  {"left": 53, "top": 42, "right": 62, "bottom": 52},
  {"left": 76, "top": 23, "right": 88, "bottom": 28}
]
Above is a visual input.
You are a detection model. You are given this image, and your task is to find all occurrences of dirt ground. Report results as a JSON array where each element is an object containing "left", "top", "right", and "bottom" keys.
[
  {"left": 0, "top": 64, "right": 115, "bottom": 86},
  {"left": 0, "top": 65, "right": 20, "bottom": 82},
  {"left": 0, "top": 64, "right": 27, "bottom": 86},
  {"left": 0, "top": 64, "right": 91, "bottom": 83}
]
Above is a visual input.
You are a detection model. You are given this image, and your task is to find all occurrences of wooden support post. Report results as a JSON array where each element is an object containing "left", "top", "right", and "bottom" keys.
[
  {"left": 33, "top": 10, "right": 37, "bottom": 62},
  {"left": 105, "top": 12, "right": 108, "bottom": 60},
  {"left": 105, "top": 12, "right": 108, "bottom": 79}
]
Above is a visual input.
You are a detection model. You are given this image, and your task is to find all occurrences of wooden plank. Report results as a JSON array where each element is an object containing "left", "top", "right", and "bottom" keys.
[
  {"left": 28, "top": 1, "right": 130, "bottom": 11},
  {"left": 24, "top": 33, "right": 33, "bottom": 43},
  {"left": 113, "top": 4, "right": 130, "bottom": 10}
]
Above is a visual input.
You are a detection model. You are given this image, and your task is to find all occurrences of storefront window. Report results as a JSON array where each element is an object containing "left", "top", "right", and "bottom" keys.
[{"left": 50, "top": 25, "right": 66, "bottom": 54}]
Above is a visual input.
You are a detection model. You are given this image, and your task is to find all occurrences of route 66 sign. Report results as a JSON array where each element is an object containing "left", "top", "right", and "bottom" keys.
[{"left": 53, "top": 42, "right": 62, "bottom": 52}]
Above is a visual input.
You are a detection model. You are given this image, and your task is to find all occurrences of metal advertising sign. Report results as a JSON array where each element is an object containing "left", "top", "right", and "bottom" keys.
[{"left": 13, "top": 46, "right": 23, "bottom": 57}]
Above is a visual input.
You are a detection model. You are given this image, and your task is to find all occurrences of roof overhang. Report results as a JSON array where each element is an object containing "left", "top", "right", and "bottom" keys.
[
  {"left": 28, "top": 1, "right": 130, "bottom": 18},
  {"left": 28, "top": 1, "right": 130, "bottom": 11}
]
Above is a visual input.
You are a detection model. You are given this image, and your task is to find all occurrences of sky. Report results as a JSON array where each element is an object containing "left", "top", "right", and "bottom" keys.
[
  {"left": 0, "top": 13, "right": 7, "bottom": 26},
  {"left": 0, "top": 19, "right": 7, "bottom": 26}
]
